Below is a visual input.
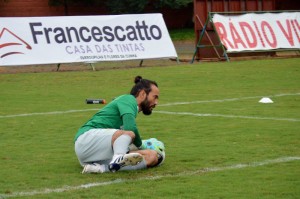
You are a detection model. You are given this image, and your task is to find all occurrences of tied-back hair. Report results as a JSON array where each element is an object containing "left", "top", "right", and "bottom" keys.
[{"left": 130, "top": 76, "right": 158, "bottom": 97}]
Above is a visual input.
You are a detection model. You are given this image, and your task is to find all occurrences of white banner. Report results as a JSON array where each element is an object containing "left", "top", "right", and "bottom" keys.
[
  {"left": 0, "top": 14, "right": 177, "bottom": 66},
  {"left": 212, "top": 12, "right": 300, "bottom": 52}
]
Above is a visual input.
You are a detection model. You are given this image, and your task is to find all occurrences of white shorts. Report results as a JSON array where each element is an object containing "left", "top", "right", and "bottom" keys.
[{"left": 74, "top": 129, "right": 118, "bottom": 166}]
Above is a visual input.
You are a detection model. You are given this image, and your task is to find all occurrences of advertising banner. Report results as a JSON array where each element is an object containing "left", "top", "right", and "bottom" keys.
[
  {"left": 0, "top": 14, "right": 177, "bottom": 66},
  {"left": 212, "top": 12, "right": 300, "bottom": 52}
]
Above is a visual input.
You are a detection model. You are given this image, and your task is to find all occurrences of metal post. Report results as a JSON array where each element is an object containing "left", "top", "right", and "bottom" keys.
[{"left": 191, "top": 15, "right": 210, "bottom": 63}]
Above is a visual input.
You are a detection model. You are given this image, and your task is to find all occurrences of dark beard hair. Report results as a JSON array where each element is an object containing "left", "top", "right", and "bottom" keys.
[{"left": 141, "top": 98, "right": 152, "bottom": 115}]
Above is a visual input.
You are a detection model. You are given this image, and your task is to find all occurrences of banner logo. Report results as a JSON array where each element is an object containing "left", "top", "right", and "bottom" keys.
[{"left": 0, "top": 28, "right": 32, "bottom": 58}]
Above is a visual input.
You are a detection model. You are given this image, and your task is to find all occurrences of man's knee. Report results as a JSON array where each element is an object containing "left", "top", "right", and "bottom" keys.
[
  {"left": 141, "top": 150, "right": 158, "bottom": 167},
  {"left": 112, "top": 130, "right": 135, "bottom": 144}
]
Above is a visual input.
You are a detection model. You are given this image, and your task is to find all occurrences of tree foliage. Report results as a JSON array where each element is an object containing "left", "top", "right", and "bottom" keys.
[
  {"left": 105, "top": 0, "right": 148, "bottom": 14},
  {"left": 48, "top": 0, "right": 193, "bottom": 14},
  {"left": 158, "top": 0, "right": 193, "bottom": 9}
]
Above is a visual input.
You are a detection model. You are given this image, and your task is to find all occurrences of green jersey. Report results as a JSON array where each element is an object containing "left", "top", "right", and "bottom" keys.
[{"left": 74, "top": 94, "right": 142, "bottom": 147}]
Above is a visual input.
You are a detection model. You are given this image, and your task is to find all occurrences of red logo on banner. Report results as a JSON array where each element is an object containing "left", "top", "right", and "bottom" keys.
[{"left": 0, "top": 28, "right": 32, "bottom": 58}]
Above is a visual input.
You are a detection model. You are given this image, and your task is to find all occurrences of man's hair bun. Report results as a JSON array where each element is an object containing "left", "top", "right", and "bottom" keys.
[
  {"left": 134, "top": 76, "right": 143, "bottom": 84},
  {"left": 130, "top": 76, "right": 158, "bottom": 97}
]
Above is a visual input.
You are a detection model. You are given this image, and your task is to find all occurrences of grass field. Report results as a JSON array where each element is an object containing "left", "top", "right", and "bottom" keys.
[{"left": 0, "top": 58, "right": 299, "bottom": 198}]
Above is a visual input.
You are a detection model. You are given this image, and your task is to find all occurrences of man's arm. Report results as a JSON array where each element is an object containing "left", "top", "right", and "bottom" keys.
[{"left": 122, "top": 113, "right": 142, "bottom": 147}]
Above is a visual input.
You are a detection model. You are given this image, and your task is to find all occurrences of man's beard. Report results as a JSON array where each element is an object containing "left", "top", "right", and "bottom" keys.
[{"left": 141, "top": 98, "right": 152, "bottom": 115}]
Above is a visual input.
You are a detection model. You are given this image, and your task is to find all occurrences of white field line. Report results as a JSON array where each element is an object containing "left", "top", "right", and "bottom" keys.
[
  {"left": 0, "top": 109, "right": 99, "bottom": 119},
  {"left": 155, "top": 111, "right": 300, "bottom": 122},
  {"left": 3, "top": 110, "right": 299, "bottom": 122},
  {"left": 159, "top": 92, "right": 300, "bottom": 106},
  {"left": 1, "top": 156, "right": 299, "bottom": 198},
  {"left": 0, "top": 92, "right": 299, "bottom": 119}
]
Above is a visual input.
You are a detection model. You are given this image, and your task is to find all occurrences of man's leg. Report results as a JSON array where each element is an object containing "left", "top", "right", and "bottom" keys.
[
  {"left": 119, "top": 150, "right": 159, "bottom": 171},
  {"left": 76, "top": 129, "right": 115, "bottom": 174},
  {"left": 79, "top": 129, "right": 144, "bottom": 174},
  {"left": 82, "top": 149, "right": 159, "bottom": 173},
  {"left": 109, "top": 130, "right": 143, "bottom": 172},
  {"left": 75, "top": 129, "right": 115, "bottom": 166}
]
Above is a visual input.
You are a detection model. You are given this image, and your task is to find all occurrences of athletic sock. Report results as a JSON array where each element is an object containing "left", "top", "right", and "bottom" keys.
[
  {"left": 112, "top": 134, "right": 132, "bottom": 155},
  {"left": 119, "top": 158, "right": 147, "bottom": 171}
]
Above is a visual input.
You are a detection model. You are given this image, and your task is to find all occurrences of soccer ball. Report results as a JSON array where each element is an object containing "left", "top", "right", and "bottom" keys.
[
  {"left": 142, "top": 138, "right": 166, "bottom": 166},
  {"left": 142, "top": 138, "right": 165, "bottom": 151}
]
